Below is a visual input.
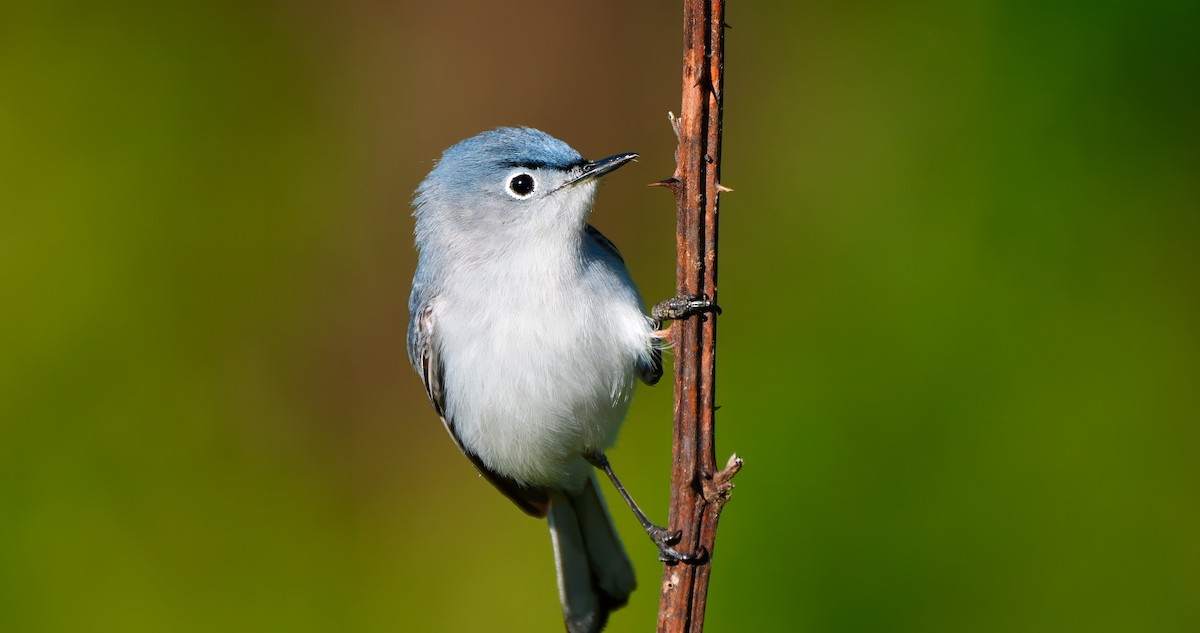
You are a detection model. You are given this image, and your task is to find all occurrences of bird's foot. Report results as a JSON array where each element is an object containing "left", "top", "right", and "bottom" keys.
[
  {"left": 647, "top": 524, "right": 707, "bottom": 564},
  {"left": 651, "top": 293, "right": 722, "bottom": 323}
]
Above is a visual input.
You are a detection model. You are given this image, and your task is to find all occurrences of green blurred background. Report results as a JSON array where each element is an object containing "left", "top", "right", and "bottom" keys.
[{"left": 2, "top": 1, "right": 1198, "bottom": 631}]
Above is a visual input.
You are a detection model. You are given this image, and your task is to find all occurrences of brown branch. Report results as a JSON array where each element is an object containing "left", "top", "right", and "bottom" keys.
[{"left": 656, "top": 1, "right": 740, "bottom": 632}]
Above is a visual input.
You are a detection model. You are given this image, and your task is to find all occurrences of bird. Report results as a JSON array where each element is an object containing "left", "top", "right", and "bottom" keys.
[{"left": 406, "top": 127, "right": 716, "bottom": 632}]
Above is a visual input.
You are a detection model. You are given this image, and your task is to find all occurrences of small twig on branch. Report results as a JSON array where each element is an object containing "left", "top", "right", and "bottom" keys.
[{"left": 655, "top": 1, "right": 739, "bottom": 632}]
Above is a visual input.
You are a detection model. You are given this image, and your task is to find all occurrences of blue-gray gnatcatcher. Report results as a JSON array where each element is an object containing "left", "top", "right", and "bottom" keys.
[{"left": 406, "top": 127, "right": 717, "bottom": 632}]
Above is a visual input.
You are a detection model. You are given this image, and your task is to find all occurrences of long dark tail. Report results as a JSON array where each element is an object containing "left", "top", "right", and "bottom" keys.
[{"left": 548, "top": 475, "right": 637, "bottom": 633}]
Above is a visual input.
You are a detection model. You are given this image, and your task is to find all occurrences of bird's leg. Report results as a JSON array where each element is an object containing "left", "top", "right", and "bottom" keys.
[
  {"left": 587, "top": 451, "right": 703, "bottom": 564},
  {"left": 615, "top": 295, "right": 718, "bottom": 557},
  {"left": 651, "top": 293, "right": 721, "bottom": 333}
]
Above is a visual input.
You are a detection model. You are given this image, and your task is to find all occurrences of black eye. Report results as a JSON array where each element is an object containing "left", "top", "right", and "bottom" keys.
[{"left": 508, "top": 173, "right": 535, "bottom": 198}]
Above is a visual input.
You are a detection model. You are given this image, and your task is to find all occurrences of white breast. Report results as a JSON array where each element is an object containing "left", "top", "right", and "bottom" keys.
[{"left": 435, "top": 242, "right": 653, "bottom": 492}]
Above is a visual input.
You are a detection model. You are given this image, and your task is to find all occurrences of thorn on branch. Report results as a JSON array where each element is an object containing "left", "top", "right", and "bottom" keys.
[{"left": 648, "top": 177, "right": 681, "bottom": 191}]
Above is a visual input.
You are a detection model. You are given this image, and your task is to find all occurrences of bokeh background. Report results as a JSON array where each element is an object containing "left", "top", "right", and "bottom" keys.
[{"left": 3, "top": 1, "right": 1198, "bottom": 631}]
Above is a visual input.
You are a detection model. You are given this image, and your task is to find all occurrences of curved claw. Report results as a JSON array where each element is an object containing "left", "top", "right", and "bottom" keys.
[
  {"left": 648, "top": 526, "right": 683, "bottom": 546},
  {"left": 648, "top": 526, "right": 705, "bottom": 564},
  {"left": 690, "top": 545, "right": 710, "bottom": 563},
  {"left": 658, "top": 544, "right": 708, "bottom": 565}
]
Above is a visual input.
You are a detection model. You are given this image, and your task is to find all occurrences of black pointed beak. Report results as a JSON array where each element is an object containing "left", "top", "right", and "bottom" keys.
[{"left": 565, "top": 152, "right": 638, "bottom": 187}]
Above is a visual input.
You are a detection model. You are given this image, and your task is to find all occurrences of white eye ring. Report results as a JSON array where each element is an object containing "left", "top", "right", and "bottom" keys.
[{"left": 506, "top": 172, "right": 536, "bottom": 199}]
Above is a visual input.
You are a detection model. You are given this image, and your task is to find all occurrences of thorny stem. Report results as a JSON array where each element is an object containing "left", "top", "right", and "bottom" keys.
[{"left": 654, "top": 1, "right": 740, "bottom": 632}]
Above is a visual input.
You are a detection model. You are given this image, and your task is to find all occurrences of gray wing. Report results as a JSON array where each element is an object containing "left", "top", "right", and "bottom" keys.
[
  {"left": 585, "top": 224, "right": 625, "bottom": 264},
  {"left": 408, "top": 296, "right": 551, "bottom": 518},
  {"left": 585, "top": 224, "right": 663, "bottom": 386}
]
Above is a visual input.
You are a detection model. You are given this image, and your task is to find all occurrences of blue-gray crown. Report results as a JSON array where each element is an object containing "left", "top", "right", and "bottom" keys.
[{"left": 440, "top": 127, "right": 586, "bottom": 173}]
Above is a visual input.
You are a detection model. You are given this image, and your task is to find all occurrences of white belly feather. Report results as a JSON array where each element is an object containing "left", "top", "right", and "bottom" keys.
[{"left": 437, "top": 255, "right": 653, "bottom": 491}]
